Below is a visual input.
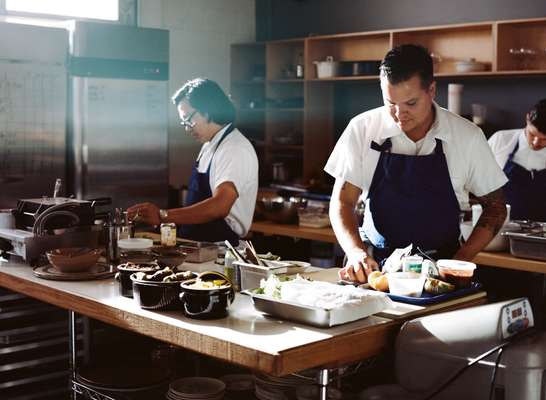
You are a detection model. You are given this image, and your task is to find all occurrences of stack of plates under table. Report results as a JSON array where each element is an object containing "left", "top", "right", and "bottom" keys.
[
  {"left": 253, "top": 372, "right": 313, "bottom": 400},
  {"left": 166, "top": 377, "right": 226, "bottom": 400}
]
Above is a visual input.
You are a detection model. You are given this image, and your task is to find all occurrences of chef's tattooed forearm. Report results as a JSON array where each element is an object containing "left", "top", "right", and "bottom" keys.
[{"left": 475, "top": 188, "right": 507, "bottom": 235}]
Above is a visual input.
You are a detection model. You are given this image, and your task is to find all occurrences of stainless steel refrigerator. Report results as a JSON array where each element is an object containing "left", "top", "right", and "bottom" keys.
[
  {"left": 68, "top": 21, "right": 169, "bottom": 209},
  {"left": 0, "top": 22, "right": 67, "bottom": 208}
]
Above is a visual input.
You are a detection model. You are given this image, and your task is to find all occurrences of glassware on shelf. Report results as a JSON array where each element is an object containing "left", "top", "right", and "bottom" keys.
[{"left": 509, "top": 47, "right": 538, "bottom": 70}]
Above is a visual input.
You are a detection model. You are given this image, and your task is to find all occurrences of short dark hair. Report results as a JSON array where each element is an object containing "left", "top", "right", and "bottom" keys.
[
  {"left": 380, "top": 44, "right": 433, "bottom": 89},
  {"left": 528, "top": 98, "right": 546, "bottom": 134},
  {"left": 171, "top": 78, "right": 235, "bottom": 125}
]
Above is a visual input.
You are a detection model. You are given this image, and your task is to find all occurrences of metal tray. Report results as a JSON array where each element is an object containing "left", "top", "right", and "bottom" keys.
[
  {"left": 504, "top": 231, "right": 546, "bottom": 261},
  {"left": 176, "top": 239, "right": 218, "bottom": 263},
  {"left": 243, "top": 289, "right": 389, "bottom": 328}
]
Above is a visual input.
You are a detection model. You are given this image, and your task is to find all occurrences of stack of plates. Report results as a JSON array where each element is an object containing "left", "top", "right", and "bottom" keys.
[
  {"left": 219, "top": 374, "right": 254, "bottom": 396},
  {"left": 253, "top": 373, "right": 311, "bottom": 400},
  {"left": 166, "top": 377, "right": 226, "bottom": 400}
]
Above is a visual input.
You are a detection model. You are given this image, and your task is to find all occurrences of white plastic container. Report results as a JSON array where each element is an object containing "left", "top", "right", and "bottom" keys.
[
  {"left": 387, "top": 272, "right": 426, "bottom": 297},
  {"left": 314, "top": 56, "right": 340, "bottom": 78}
]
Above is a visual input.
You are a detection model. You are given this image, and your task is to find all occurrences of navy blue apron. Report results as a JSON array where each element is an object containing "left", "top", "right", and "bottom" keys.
[
  {"left": 179, "top": 124, "right": 240, "bottom": 245},
  {"left": 503, "top": 141, "right": 546, "bottom": 222},
  {"left": 362, "top": 138, "right": 461, "bottom": 262}
]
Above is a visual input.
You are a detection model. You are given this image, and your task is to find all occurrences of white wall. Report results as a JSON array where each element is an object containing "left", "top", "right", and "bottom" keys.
[{"left": 138, "top": 0, "right": 255, "bottom": 189}]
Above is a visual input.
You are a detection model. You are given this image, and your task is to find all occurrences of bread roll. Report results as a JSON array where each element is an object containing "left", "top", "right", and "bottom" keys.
[{"left": 368, "top": 271, "right": 389, "bottom": 292}]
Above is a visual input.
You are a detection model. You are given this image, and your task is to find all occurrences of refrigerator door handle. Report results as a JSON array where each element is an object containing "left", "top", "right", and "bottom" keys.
[{"left": 81, "top": 144, "right": 88, "bottom": 197}]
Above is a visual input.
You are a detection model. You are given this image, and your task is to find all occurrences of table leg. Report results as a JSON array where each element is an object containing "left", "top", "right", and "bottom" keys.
[
  {"left": 68, "top": 310, "right": 77, "bottom": 400},
  {"left": 317, "top": 368, "right": 329, "bottom": 400}
]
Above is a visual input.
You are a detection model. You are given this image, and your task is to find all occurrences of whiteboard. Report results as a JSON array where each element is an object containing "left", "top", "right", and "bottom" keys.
[{"left": 0, "top": 61, "right": 66, "bottom": 205}]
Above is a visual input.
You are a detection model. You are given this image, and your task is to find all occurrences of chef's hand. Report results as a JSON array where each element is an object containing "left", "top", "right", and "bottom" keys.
[
  {"left": 338, "top": 249, "right": 379, "bottom": 284},
  {"left": 126, "top": 202, "right": 161, "bottom": 226}
]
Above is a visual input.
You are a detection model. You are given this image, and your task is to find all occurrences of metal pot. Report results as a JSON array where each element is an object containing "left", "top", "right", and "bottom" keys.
[
  {"left": 313, "top": 56, "right": 341, "bottom": 78},
  {"left": 259, "top": 196, "right": 307, "bottom": 224}
]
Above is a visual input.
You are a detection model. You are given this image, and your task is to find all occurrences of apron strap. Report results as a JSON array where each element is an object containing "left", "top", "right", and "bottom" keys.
[
  {"left": 370, "top": 138, "right": 392, "bottom": 152},
  {"left": 206, "top": 123, "right": 235, "bottom": 174},
  {"left": 507, "top": 140, "right": 520, "bottom": 164}
]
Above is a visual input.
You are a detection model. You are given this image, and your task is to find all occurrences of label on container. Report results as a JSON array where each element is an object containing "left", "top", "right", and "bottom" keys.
[{"left": 160, "top": 223, "right": 177, "bottom": 247}]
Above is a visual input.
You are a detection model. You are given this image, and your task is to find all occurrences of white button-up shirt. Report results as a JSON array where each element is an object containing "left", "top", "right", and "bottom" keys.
[
  {"left": 196, "top": 124, "right": 258, "bottom": 236},
  {"left": 488, "top": 129, "right": 546, "bottom": 172},
  {"left": 324, "top": 102, "right": 507, "bottom": 210}
]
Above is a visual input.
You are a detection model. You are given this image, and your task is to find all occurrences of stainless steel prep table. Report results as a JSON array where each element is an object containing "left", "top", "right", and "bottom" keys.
[{"left": 0, "top": 257, "right": 486, "bottom": 399}]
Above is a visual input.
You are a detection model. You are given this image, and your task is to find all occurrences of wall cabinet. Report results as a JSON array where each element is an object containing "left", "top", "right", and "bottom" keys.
[{"left": 231, "top": 17, "right": 546, "bottom": 186}]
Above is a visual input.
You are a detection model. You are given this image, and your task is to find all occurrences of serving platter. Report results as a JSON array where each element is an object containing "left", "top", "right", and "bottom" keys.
[{"left": 33, "top": 263, "right": 114, "bottom": 281}]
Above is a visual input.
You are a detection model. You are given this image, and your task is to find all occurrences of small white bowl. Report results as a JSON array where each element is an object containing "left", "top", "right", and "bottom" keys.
[
  {"left": 387, "top": 272, "right": 426, "bottom": 297},
  {"left": 455, "top": 59, "right": 487, "bottom": 73}
]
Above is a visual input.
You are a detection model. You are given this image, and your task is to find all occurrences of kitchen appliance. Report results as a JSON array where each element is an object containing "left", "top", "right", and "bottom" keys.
[
  {"left": 360, "top": 298, "right": 543, "bottom": 400},
  {"left": 0, "top": 22, "right": 67, "bottom": 209},
  {"left": 0, "top": 196, "right": 107, "bottom": 264},
  {"left": 68, "top": 21, "right": 169, "bottom": 209}
]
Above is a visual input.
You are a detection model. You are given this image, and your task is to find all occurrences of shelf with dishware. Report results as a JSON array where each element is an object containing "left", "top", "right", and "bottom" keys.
[{"left": 231, "top": 16, "right": 546, "bottom": 186}]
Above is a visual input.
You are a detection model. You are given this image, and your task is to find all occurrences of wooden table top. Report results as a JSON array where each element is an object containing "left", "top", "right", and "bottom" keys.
[
  {"left": 250, "top": 221, "right": 546, "bottom": 273},
  {"left": 250, "top": 221, "right": 337, "bottom": 244},
  {"left": 0, "top": 258, "right": 485, "bottom": 376}
]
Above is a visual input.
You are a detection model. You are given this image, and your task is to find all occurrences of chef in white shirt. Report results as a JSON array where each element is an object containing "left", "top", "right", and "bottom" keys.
[
  {"left": 488, "top": 99, "right": 546, "bottom": 222},
  {"left": 128, "top": 78, "right": 258, "bottom": 244},
  {"left": 324, "top": 44, "right": 508, "bottom": 283}
]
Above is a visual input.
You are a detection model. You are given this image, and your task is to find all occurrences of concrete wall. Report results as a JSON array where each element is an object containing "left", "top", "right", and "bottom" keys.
[
  {"left": 138, "top": 0, "right": 255, "bottom": 188},
  {"left": 258, "top": 0, "right": 546, "bottom": 39}
]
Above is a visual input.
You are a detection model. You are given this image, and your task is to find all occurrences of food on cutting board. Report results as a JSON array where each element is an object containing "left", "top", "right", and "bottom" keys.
[
  {"left": 368, "top": 271, "right": 389, "bottom": 292},
  {"left": 424, "top": 277, "right": 456, "bottom": 295}
]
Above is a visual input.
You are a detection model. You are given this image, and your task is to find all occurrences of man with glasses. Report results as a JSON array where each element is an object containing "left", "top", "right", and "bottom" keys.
[
  {"left": 128, "top": 78, "right": 258, "bottom": 244},
  {"left": 488, "top": 99, "right": 546, "bottom": 222}
]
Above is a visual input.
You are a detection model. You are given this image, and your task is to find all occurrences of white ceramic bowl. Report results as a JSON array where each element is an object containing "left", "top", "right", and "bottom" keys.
[
  {"left": 387, "top": 272, "right": 426, "bottom": 297},
  {"left": 455, "top": 59, "right": 487, "bottom": 73}
]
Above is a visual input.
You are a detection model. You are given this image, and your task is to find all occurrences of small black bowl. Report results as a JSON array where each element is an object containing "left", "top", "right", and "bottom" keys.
[
  {"left": 116, "top": 263, "right": 159, "bottom": 298},
  {"left": 131, "top": 272, "right": 197, "bottom": 310},
  {"left": 179, "top": 272, "right": 234, "bottom": 319}
]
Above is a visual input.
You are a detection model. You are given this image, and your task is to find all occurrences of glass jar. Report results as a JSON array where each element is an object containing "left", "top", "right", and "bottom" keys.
[{"left": 160, "top": 223, "right": 177, "bottom": 247}]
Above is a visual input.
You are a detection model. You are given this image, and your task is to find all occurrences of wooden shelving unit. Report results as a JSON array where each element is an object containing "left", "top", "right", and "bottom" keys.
[{"left": 231, "top": 17, "right": 546, "bottom": 186}]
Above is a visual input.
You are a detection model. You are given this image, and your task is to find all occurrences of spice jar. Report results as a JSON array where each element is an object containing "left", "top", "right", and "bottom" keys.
[{"left": 160, "top": 223, "right": 177, "bottom": 247}]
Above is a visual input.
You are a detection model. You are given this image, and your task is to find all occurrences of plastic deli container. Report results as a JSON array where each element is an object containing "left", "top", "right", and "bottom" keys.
[
  {"left": 436, "top": 259, "right": 476, "bottom": 288},
  {"left": 387, "top": 272, "right": 426, "bottom": 297}
]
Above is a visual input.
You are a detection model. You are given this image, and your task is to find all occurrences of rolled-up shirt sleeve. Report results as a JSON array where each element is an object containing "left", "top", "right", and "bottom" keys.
[
  {"left": 324, "top": 119, "right": 365, "bottom": 190},
  {"left": 466, "top": 131, "right": 508, "bottom": 197}
]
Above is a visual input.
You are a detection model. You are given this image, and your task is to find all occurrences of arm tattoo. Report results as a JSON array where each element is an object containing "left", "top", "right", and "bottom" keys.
[{"left": 475, "top": 188, "right": 507, "bottom": 236}]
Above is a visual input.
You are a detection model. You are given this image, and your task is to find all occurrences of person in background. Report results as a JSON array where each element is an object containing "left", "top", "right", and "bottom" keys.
[
  {"left": 488, "top": 99, "right": 546, "bottom": 222},
  {"left": 128, "top": 78, "right": 258, "bottom": 244},
  {"left": 324, "top": 44, "right": 508, "bottom": 284}
]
